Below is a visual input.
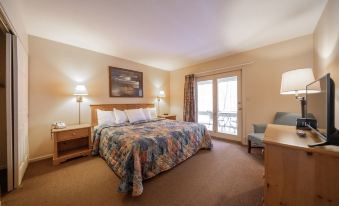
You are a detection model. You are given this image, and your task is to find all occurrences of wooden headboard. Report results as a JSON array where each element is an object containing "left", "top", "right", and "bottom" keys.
[{"left": 90, "top": 103, "right": 154, "bottom": 126}]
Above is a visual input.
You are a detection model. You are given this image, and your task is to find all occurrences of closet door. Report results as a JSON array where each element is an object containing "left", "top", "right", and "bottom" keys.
[
  {"left": 2, "top": 34, "right": 28, "bottom": 192},
  {"left": 14, "top": 38, "right": 29, "bottom": 185},
  {"left": 13, "top": 37, "right": 29, "bottom": 186},
  {"left": 0, "top": 11, "right": 28, "bottom": 193}
]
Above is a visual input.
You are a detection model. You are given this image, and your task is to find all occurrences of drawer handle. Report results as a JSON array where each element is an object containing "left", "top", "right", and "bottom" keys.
[{"left": 306, "top": 152, "right": 313, "bottom": 156}]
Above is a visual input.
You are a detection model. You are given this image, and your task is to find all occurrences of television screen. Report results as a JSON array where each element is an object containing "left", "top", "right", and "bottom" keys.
[{"left": 306, "top": 75, "right": 328, "bottom": 139}]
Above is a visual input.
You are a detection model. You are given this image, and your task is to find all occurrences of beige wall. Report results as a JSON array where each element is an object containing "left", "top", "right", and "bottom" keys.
[
  {"left": 170, "top": 35, "right": 313, "bottom": 143},
  {"left": 313, "top": 0, "right": 339, "bottom": 128},
  {"left": 29, "top": 36, "right": 170, "bottom": 160}
]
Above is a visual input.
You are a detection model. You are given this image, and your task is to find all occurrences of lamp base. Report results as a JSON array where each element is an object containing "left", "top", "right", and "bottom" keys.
[
  {"left": 157, "top": 97, "right": 161, "bottom": 115},
  {"left": 296, "top": 95, "right": 306, "bottom": 118},
  {"left": 76, "top": 97, "right": 83, "bottom": 124},
  {"left": 76, "top": 96, "right": 83, "bottom": 102}
]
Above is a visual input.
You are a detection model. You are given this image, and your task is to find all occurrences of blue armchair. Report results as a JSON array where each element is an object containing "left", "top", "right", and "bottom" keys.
[{"left": 247, "top": 112, "right": 301, "bottom": 153}]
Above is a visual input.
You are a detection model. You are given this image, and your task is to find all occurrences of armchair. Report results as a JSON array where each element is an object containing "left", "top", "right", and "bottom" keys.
[{"left": 247, "top": 112, "right": 301, "bottom": 153}]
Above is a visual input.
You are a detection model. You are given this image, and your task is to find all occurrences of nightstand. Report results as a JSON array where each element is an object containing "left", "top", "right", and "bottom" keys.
[
  {"left": 51, "top": 124, "right": 92, "bottom": 165},
  {"left": 158, "top": 114, "right": 176, "bottom": 120}
]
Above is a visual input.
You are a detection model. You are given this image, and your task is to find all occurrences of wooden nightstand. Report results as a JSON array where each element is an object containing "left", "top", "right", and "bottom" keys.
[
  {"left": 51, "top": 124, "right": 92, "bottom": 165},
  {"left": 158, "top": 114, "right": 176, "bottom": 120}
]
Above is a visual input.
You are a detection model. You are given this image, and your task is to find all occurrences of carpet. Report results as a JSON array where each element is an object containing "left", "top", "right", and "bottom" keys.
[{"left": 2, "top": 139, "right": 264, "bottom": 206}]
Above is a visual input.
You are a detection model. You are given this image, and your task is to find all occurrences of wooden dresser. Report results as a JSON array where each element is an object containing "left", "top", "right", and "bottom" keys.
[
  {"left": 264, "top": 124, "right": 339, "bottom": 206},
  {"left": 51, "top": 124, "right": 92, "bottom": 165}
]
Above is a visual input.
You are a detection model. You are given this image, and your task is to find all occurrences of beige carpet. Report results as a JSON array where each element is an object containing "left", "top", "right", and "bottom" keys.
[{"left": 3, "top": 139, "right": 264, "bottom": 206}]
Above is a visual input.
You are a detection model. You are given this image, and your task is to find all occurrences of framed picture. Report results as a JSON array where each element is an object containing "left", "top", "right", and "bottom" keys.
[{"left": 109, "top": 67, "right": 143, "bottom": 97}]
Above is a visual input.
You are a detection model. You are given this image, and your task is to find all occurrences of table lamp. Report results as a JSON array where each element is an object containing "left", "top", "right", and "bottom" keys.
[{"left": 280, "top": 68, "right": 315, "bottom": 118}]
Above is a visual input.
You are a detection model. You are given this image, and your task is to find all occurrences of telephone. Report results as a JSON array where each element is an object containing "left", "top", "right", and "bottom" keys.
[{"left": 52, "top": 121, "right": 66, "bottom": 129}]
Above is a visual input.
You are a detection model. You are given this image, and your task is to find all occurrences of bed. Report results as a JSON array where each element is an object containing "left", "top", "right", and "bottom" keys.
[{"left": 90, "top": 104, "right": 213, "bottom": 196}]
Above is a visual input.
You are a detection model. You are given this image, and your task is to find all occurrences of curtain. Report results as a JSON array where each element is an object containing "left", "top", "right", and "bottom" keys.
[{"left": 183, "top": 74, "right": 196, "bottom": 122}]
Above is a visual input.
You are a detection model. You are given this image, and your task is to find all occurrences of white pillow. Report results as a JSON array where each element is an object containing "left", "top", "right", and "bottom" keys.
[
  {"left": 142, "top": 108, "right": 152, "bottom": 120},
  {"left": 114, "top": 108, "right": 128, "bottom": 124},
  {"left": 147, "top": 108, "right": 157, "bottom": 119},
  {"left": 125, "top": 109, "right": 147, "bottom": 123},
  {"left": 97, "top": 109, "right": 116, "bottom": 126}
]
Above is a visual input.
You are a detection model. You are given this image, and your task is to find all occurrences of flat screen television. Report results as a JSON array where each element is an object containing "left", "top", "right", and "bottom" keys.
[{"left": 306, "top": 73, "right": 339, "bottom": 146}]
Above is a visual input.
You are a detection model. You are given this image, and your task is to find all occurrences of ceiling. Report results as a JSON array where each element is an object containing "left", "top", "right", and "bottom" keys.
[{"left": 18, "top": 0, "right": 327, "bottom": 71}]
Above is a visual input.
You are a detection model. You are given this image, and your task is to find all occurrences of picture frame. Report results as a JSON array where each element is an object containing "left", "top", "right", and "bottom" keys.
[{"left": 109, "top": 66, "right": 143, "bottom": 97}]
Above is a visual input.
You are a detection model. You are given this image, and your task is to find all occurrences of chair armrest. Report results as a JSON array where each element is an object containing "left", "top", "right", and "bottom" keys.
[{"left": 253, "top": 123, "right": 267, "bottom": 133}]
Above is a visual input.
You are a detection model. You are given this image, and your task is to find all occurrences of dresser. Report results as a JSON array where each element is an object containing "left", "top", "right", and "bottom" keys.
[
  {"left": 264, "top": 124, "right": 339, "bottom": 206},
  {"left": 51, "top": 124, "right": 92, "bottom": 165}
]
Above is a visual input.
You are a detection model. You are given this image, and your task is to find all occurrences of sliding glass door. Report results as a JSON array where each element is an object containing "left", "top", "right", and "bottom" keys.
[
  {"left": 197, "top": 79, "right": 213, "bottom": 130},
  {"left": 197, "top": 70, "right": 242, "bottom": 141}
]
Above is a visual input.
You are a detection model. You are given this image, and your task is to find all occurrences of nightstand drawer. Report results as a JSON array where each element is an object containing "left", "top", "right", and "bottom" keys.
[
  {"left": 165, "top": 116, "right": 176, "bottom": 120},
  {"left": 56, "top": 128, "right": 89, "bottom": 142},
  {"left": 158, "top": 115, "right": 176, "bottom": 120}
]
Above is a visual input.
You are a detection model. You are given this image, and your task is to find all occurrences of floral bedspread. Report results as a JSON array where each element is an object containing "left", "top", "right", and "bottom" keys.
[{"left": 92, "top": 119, "right": 212, "bottom": 196}]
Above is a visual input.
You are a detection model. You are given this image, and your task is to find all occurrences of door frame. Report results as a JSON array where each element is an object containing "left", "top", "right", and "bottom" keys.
[{"left": 196, "top": 70, "right": 242, "bottom": 142}]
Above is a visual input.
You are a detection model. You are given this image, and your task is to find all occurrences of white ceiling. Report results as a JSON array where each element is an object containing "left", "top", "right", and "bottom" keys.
[{"left": 18, "top": 0, "right": 327, "bottom": 71}]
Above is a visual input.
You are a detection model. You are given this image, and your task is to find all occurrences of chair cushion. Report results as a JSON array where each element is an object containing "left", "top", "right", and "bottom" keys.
[{"left": 248, "top": 133, "right": 265, "bottom": 147}]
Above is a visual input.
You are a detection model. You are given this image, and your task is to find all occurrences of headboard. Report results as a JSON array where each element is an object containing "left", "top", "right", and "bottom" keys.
[{"left": 90, "top": 103, "right": 154, "bottom": 126}]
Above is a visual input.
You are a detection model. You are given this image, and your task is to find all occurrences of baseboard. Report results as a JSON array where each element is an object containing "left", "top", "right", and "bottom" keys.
[
  {"left": 29, "top": 154, "right": 53, "bottom": 163},
  {"left": 211, "top": 136, "right": 242, "bottom": 144}
]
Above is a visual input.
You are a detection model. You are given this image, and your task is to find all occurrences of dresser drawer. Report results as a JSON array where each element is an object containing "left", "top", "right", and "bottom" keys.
[{"left": 56, "top": 128, "right": 89, "bottom": 142}]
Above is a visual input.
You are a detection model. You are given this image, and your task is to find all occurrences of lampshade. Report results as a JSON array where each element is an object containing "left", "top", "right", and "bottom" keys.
[
  {"left": 280, "top": 68, "right": 315, "bottom": 95},
  {"left": 74, "top": 85, "right": 88, "bottom": 96},
  {"left": 158, "top": 90, "right": 166, "bottom": 98}
]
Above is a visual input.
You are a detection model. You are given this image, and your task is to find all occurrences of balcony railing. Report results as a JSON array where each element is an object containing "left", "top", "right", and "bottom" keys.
[{"left": 197, "top": 111, "right": 237, "bottom": 135}]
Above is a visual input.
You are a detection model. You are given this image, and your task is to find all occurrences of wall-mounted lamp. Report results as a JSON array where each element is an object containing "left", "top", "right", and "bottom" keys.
[
  {"left": 74, "top": 85, "right": 88, "bottom": 124},
  {"left": 157, "top": 90, "right": 166, "bottom": 115}
]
